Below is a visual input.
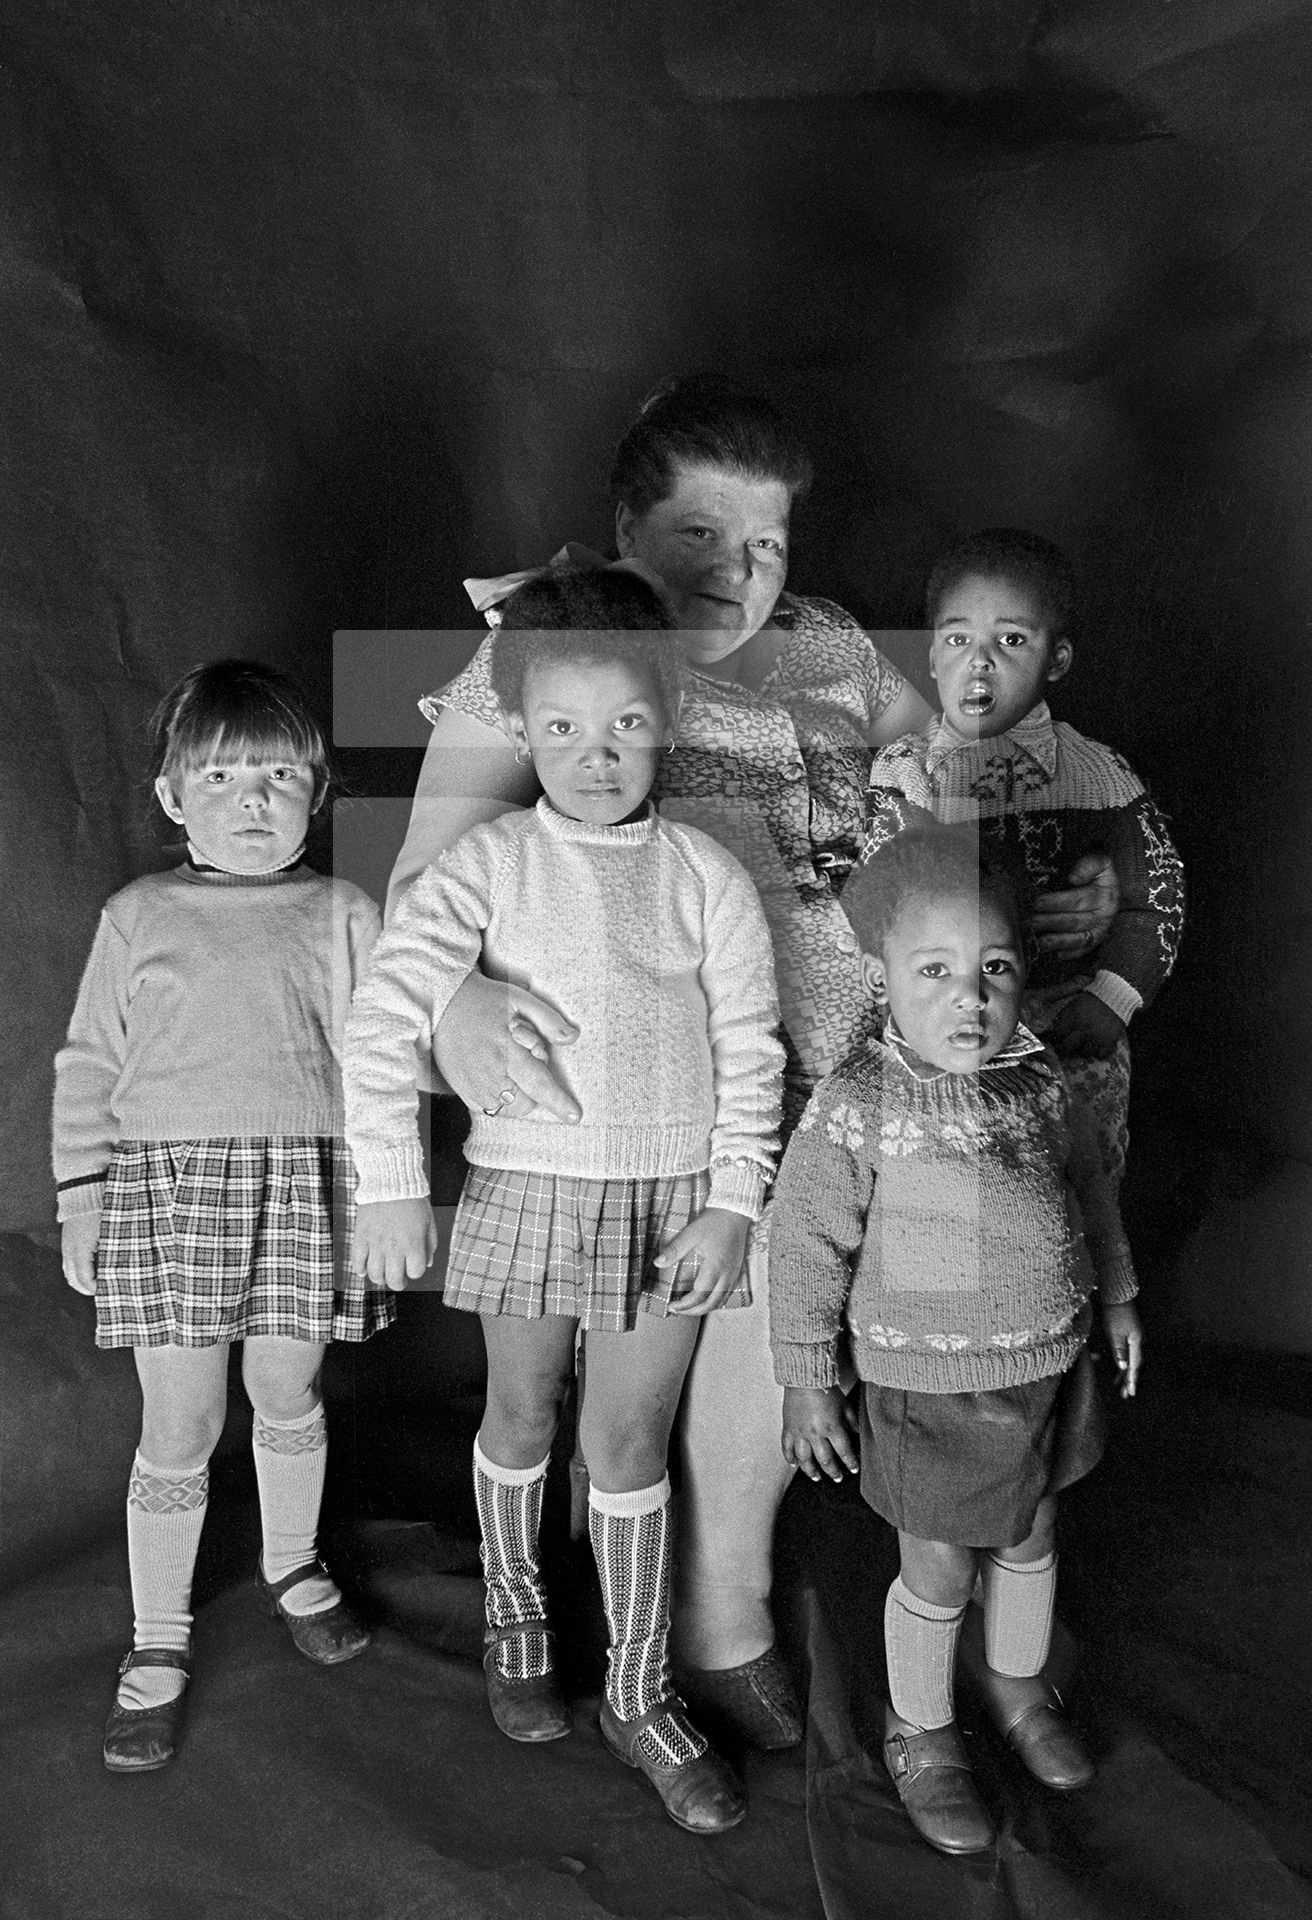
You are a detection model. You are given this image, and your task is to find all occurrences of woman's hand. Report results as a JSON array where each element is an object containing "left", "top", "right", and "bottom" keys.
[
  {"left": 433, "top": 971, "right": 581, "bottom": 1123},
  {"left": 781, "top": 1384, "right": 860, "bottom": 1481},
  {"left": 1031, "top": 851, "right": 1119, "bottom": 959},
  {"left": 351, "top": 1197, "right": 439, "bottom": 1291},
  {"left": 1047, "top": 991, "right": 1126, "bottom": 1060},
  {"left": 658, "top": 1206, "right": 750, "bottom": 1315},
  {"left": 61, "top": 1214, "right": 101, "bottom": 1295},
  {"left": 1102, "top": 1301, "right": 1144, "bottom": 1398}
]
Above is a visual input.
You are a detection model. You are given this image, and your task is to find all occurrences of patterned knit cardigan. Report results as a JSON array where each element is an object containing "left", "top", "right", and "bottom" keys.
[{"left": 768, "top": 1027, "right": 1137, "bottom": 1395}]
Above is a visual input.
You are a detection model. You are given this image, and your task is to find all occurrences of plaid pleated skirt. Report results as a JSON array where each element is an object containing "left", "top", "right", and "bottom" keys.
[
  {"left": 95, "top": 1138, "right": 395, "bottom": 1349},
  {"left": 443, "top": 1165, "right": 749, "bottom": 1332}
]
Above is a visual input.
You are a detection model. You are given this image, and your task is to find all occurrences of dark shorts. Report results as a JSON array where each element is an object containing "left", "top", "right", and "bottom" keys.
[{"left": 858, "top": 1349, "right": 1106, "bottom": 1549}]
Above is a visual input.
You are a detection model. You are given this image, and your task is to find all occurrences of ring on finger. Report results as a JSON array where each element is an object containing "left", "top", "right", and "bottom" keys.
[{"left": 482, "top": 1087, "right": 517, "bottom": 1117}]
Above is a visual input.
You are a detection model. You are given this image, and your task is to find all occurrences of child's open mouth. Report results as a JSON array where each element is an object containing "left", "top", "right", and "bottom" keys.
[
  {"left": 957, "top": 683, "right": 994, "bottom": 716},
  {"left": 947, "top": 1024, "right": 988, "bottom": 1050}
]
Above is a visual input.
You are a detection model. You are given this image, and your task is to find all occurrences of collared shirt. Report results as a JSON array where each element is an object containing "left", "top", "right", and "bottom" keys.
[{"left": 879, "top": 1016, "right": 1046, "bottom": 1083}]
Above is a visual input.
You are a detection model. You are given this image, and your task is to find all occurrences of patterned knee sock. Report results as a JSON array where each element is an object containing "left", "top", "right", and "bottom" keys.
[
  {"left": 473, "top": 1438, "right": 553, "bottom": 1680},
  {"left": 119, "top": 1453, "right": 209, "bottom": 1710},
  {"left": 589, "top": 1476, "right": 706, "bottom": 1769},
  {"left": 253, "top": 1403, "right": 338, "bottom": 1617},
  {"left": 884, "top": 1576, "right": 965, "bottom": 1732},
  {"left": 982, "top": 1550, "right": 1057, "bottom": 1677}
]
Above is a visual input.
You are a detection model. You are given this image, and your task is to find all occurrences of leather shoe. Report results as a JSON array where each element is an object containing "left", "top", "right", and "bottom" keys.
[
  {"left": 103, "top": 1648, "right": 191, "bottom": 1773},
  {"left": 600, "top": 1696, "right": 746, "bottom": 1834},
  {"left": 483, "top": 1623, "right": 571, "bottom": 1742},
  {"left": 677, "top": 1646, "right": 803, "bottom": 1751},
  {"left": 971, "top": 1668, "right": 1094, "bottom": 1790},
  {"left": 257, "top": 1557, "right": 371, "bottom": 1665},
  {"left": 882, "top": 1708, "right": 995, "bottom": 1855}
]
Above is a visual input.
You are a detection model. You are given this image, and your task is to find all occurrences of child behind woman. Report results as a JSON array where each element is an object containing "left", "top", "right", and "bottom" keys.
[
  {"left": 54, "top": 660, "right": 390, "bottom": 1773},
  {"left": 344, "top": 569, "right": 783, "bottom": 1835},
  {"left": 863, "top": 527, "right": 1185, "bottom": 1187},
  {"left": 769, "top": 827, "right": 1142, "bottom": 1855}
]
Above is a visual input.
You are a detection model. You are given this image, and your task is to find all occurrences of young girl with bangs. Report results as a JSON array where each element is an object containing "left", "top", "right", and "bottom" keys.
[{"left": 53, "top": 659, "right": 389, "bottom": 1775}]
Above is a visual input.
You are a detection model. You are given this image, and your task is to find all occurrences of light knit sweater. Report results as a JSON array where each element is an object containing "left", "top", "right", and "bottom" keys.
[
  {"left": 344, "top": 800, "right": 784, "bottom": 1215},
  {"left": 768, "top": 1023, "right": 1137, "bottom": 1394},
  {"left": 52, "top": 864, "right": 381, "bottom": 1220}
]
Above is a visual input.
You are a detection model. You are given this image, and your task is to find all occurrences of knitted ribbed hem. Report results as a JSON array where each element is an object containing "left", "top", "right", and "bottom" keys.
[
  {"left": 1087, "top": 969, "right": 1142, "bottom": 1026},
  {"left": 110, "top": 1108, "right": 344, "bottom": 1143},
  {"left": 534, "top": 797, "right": 657, "bottom": 846},
  {"left": 350, "top": 1138, "right": 429, "bottom": 1205},
  {"left": 771, "top": 1339, "right": 841, "bottom": 1390},
  {"left": 707, "top": 1160, "right": 770, "bottom": 1221},
  {"left": 588, "top": 1474, "right": 670, "bottom": 1518},
  {"left": 56, "top": 1180, "right": 106, "bottom": 1222},
  {"left": 473, "top": 1438, "right": 552, "bottom": 1485},
  {"left": 852, "top": 1332, "right": 1087, "bottom": 1394},
  {"left": 1096, "top": 1256, "right": 1140, "bottom": 1307},
  {"left": 465, "top": 1120, "right": 712, "bottom": 1183}
]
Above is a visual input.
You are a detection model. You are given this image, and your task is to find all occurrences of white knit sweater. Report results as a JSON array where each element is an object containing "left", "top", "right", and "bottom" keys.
[{"left": 344, "top": 800, "right": 784, "bottom": 1215}]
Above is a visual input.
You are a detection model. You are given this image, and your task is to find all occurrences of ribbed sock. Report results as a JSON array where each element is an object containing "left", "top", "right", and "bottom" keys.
[
  {"left": 252, "top": 1403, "right": 338, "bottom": 1616},
  {"left": 884, "top": 1576, "right": 966, "bottom": 1731},
  {"left": 119, "top": 1453, "right": 209, "bottom": 1710},
  {"left": 473, "top": 1438, "right": 553, "bottom": 1680},
  {"left": 982, "top": 1550, "right": 1057, "bottom": 1678},
  {"left": 589, "top": 1476, "right": 706, "bottom": 1769}
]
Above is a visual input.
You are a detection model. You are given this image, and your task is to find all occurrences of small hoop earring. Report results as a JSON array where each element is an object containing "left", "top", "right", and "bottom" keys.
[
  {"left": 514, "top": 747, "right": 532, "bottom": 766},
  {"left": 664, "top": 740, "right": 676, "bottom": 756}
]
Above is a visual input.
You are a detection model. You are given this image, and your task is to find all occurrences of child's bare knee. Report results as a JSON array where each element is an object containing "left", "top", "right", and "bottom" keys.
[
  {"left": 140, "top": 1404, "right": 224, "bottom": 1469},
  {"left": 898, "top": 1533, "right": 977, "bottom": 1609}
]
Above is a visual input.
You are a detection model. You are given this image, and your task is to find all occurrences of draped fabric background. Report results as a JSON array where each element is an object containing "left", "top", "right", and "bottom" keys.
[{"left": 3, "top": 8, "right": 1311, "bottom": 1914}]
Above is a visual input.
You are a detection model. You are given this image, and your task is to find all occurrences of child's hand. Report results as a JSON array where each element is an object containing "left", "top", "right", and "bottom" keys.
[
  {"left": 1102, "top": 1301, "right": 1143, "bottom": 1397},
  {"left": 781, "top": 1385, "right": 860, "bottom": 1482},
  {"left": 351, "top": 1198, "right": 439, "bottom": 1291},
  {"left": 1047, "top": 991, "right": 1126, "bottom": 1060},
  {"left": 61, "top": 1214, "right": 101, "bottom": 1295},
  {"left": 658, "top": 1206, "right": 750, "bottom": 1315}
]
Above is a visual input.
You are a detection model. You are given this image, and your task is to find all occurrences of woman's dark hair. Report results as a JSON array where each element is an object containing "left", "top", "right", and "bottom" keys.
[
  {"left": 489, "top": 567, "right": 684, "bottom": 720},
  {"left": 926, "top": 528, "right": 1078, "bottom": 642},
  {"left": 609, "top": 376, "right": 814, "bottom": 520},
  {"left": 151, "top": 657, "right": 330, "bottom": 791},
  {"left": 841, "top": 825, "right": 1032, "bottom": 956}
]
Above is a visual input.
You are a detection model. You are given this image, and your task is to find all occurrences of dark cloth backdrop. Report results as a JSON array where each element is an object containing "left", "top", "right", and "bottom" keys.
[{"left": 3, "top": 8, "right": 1311, "bottom": 1914}]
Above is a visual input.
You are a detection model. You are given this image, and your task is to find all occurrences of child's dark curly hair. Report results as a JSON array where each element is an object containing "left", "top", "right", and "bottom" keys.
[
  {"left": 926, "top": 527, "right": 1077, "bottom": 642},
  {"left": 841, "top": 826, "right": 1032, "bottom": 957},
  {"left": 489, "top": 568, "right": 684, "bottom": 721}
]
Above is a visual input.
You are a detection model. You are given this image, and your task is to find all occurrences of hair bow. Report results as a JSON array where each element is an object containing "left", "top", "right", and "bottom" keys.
[{"left": 463, "top": 543, "right": 610, "bottom": 626}]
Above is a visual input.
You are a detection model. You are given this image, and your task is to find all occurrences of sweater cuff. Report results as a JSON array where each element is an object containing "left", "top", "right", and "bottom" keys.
[
  {"left": 56, "top": 1179, "right": 106, "bottom": 1223},
  {"left": 707, "top": 1159, "right": 771, "bottom": 1221},
  {"left": 771, "top": 1339, "right": 841, "bottom": 1389},
  {"left": 1087, "top": 969, "right": 1142, "bottom": 1027},
  {"left": 349, "top": 1140, "right": 429, "bottom": 1206},
  {"left": 1095, "top": 1252, "right": 1139, "bottom": 1307}
]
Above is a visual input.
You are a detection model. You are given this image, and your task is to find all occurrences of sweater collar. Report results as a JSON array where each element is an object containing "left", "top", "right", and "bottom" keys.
[
  {"left": 180, "top": 858, "right": 312, "bottom": 888},
  {"left": 925, "top": 702, "right": 1058, "bottom": 779},
  {"left": 535, "top": 796, "right": 658, "bottom": 845},
  {"left": 880, "top": 1016, "right": 1046, "bottom": 1082}
]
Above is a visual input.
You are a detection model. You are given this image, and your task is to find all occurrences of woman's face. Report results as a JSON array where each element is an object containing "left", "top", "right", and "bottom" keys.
[{"left": 615, "top": 462, "right": 791, "bottom": 666}]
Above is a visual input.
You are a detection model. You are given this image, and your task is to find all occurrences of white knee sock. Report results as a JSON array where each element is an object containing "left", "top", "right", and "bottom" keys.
[
  {"left": 982, "top": 1550, "right": 1057, "bottom": 1678},
  {"left": 252, "top": 1404, "right": 338, "bottom": 1616},
  {"left": 589, "top": 1475, "right": 706, "bottom": 1768},
  {"left": 473, "top": 1438, "right": 553, "bottom": 1680},
  {"left": 119, "top": 1453, "right": 209, "bottom": 1709},
  {"left": 884, "top": 1576, "right": 966, "bottom": 1732}
]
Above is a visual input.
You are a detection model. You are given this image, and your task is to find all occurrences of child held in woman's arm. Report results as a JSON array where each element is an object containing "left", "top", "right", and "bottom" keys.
[
  {"left": 53, "top": 661, "right": 389, "bottom": 1776},
  {"left": 768, "top": 828, "right": 1142, "bottom": 1857},
  {"left": 344, "top": 570, "right": 784, "bottom": 1836},
  {"left": 862, "top": 528, "right": 1184, "bottom": 1188}
]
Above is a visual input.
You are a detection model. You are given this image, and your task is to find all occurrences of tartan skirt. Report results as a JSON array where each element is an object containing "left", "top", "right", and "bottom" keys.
[
  {"left": 443, "top": 1164, "right": 749, "bottom": 1333},
  {"left": 95, "top": 1138, "right": 395, "bottom": 1349}
]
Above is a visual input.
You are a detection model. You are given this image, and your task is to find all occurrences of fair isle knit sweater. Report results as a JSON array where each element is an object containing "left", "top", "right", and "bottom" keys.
[
  {"left": 768, "top": 1024, "right": 1137, "bottom": 1394},
  {"left": 864, "top": 706, "right": 1185, "bottom": 1027},
  {"left": 344, "top": 800, "right": 784, "bottom": 1216},
  {"left": 52, "top": 865, "right": 382, "bottom": 1221}
]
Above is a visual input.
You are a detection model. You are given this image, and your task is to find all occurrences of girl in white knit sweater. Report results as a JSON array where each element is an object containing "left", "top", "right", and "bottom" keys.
[
  {"left": 344, "top": 570, "right": 783, "bottom": 1836},
  {"left": 54, "top": 661, "right": 388, "bottom": 1777}
]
